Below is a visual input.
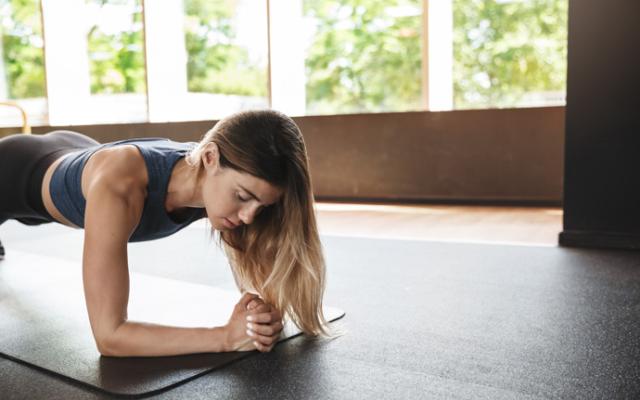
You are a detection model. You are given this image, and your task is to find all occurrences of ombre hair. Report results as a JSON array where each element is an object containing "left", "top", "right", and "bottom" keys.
[{"left": 185, "top": 109, "right": 329, "bottom": 336}]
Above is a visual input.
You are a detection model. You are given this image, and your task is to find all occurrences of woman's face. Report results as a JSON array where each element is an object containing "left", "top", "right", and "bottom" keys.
[{"left": 200, "top": 144, "right": 283, "bottom": 231}]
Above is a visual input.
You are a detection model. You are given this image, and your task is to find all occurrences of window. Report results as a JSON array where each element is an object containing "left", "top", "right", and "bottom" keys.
[
  {"left": 87, "top": 0, "right": 145, "bottom": 96},
  {"left": 0, "top": 0, "right": 569, "bottom": 128},
  {"left": 179, "top": 0, "right": 269, "bottom": 121},
  {"left": 453, "top": 0, "right": 568, "bottom": 109},
  {"left": 41, "top": 0, "right": 147, "bottom": 125},
  {"left": 302, "top": 1, "right": 423, "bottom": 115},
  {"left": 145, "top": 0, "right": 269, "bottom": 122},
  {"left": 0, "top": 0, "right": 46, "bottom": 127},
  {"left": 85, "top": 0, "right": 146, "bottom": 123}
]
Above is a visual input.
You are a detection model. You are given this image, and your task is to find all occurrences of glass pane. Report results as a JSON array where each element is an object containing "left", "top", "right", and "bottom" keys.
[
  {"left": 183, "top": 0, "right": 269, "bottom": 117},
  {"left": 453, "top": 0, "right": 568, "bottom": 109},
  {"left": 78, "top": 0, "right": 147, "bottom": 124},
  {"left": 0, "top": 0, "right": 47, "bottom": 127},
  {"left": 86, "top": 0, "right": 145, "bottom": 95},
  {"left": 303, "top": 0, "right": 423, "bottom": 115}
]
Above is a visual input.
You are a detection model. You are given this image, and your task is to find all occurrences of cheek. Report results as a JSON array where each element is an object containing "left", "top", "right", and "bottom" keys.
[{"left": 203, "top": 185, "right": 235, "bottom": 217}]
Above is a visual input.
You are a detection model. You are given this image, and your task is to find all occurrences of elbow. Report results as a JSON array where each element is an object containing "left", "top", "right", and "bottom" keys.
[
  {"left": 96, "top": 335, "right": 119, "bottom": 357},
  {"left": 97, "top": 346, "right": 113, "bottom": 357},
  {"left": 95, "top": 328, "right": 125, "bottom": 357}
]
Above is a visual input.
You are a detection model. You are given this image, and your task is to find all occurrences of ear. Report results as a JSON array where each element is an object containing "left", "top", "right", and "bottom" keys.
[{"left": 201, "top": 142, "right": 220, "bottom": 172}]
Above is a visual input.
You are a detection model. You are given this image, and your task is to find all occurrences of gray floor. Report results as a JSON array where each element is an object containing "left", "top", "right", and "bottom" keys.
[{"left": 1, "top": 220, "right": 639, "bottom": 399}]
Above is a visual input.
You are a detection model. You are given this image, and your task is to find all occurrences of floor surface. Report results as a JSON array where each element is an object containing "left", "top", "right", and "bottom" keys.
[{"left": 1, "top": 207, "right": 639, "bottom": 399}]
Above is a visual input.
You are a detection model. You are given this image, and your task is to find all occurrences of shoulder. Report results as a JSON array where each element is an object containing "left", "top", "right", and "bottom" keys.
[{"left": 82, "top": 144, "right": 148, "bottom": 198}]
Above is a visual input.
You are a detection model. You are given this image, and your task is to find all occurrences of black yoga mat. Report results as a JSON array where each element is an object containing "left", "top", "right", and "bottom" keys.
[{"left": 0, "top": 250, "right": 345, "bottom": 397}]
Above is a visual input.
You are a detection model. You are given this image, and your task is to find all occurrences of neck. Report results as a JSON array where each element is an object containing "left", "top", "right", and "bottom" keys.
[{"left": 165, "top": 158, "right": 204, "bottom": 212}]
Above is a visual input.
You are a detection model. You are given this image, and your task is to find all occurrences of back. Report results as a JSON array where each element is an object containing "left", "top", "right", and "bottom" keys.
[{"left": 49, "top": 137, "right": 205, "bottom": 242}]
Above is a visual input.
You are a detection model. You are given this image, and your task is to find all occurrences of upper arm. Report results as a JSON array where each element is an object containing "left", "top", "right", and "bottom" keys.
[{"left": 81, "top": 147, "right": 146, "bottom": 351}]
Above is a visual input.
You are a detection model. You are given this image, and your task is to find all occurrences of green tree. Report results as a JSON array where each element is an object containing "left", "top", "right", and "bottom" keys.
[
  {"left": 184, "top": 0, "right": 267, "bottom": 97},
  {"left": 304, "top": 0, "right": 423, "bottom": 114},
  {"left": 0, "top": 0, "right": 45, "bottom": 99},
  {"left": 0, "top": 0, "right": 568, "bottom": 111},
  {"left": 87, "top": 0, "right": 145, "bottom": 94},
  {"left": 305, "top": 0, "right": 567, "bottom": 113},
  {"left": 453, "top": 0, "right": 568, "bottom": 108}
]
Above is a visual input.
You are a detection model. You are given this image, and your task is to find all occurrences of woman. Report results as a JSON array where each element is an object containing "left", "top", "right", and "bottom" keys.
[{"left": 0, "top": 109, "right": 329, "bottom": 356}]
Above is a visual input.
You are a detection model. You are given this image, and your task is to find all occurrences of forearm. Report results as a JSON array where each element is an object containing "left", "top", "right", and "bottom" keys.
[{"left": 98, "top": 320, "right": 230, "bottom": 357}]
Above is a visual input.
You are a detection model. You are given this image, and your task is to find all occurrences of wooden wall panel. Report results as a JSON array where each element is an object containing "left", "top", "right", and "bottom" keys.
[{"left": 1, "top": 107, "right": 564, "bottom": 205}]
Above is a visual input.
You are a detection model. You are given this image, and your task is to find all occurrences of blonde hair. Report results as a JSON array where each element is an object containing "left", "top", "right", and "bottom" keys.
[{"left": 185, "top": 110, "right": 329, "bottom": 336}]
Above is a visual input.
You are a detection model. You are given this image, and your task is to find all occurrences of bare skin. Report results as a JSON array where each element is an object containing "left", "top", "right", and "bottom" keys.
[{"left": 40, "top": 142, "right": 284, "bottom": 356}]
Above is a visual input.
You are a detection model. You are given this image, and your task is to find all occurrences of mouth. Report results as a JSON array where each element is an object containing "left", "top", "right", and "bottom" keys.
[{"left": 223, "top": 218, "right": 238, "bottom": 229}]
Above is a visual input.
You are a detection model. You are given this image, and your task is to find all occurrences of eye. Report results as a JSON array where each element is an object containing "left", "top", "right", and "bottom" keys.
[{"left": 236, "top": 192, "right": 250, "bottom": 202}]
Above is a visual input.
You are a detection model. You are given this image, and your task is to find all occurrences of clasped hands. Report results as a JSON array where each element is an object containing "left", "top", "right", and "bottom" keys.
[{"left": 226, "top": 292, "right": 283, "bottom": 353}]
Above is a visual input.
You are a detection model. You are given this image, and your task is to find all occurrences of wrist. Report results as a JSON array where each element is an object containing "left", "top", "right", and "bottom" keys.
[{"left": 210, "top": 326, "right": 231, "bottom": 352}]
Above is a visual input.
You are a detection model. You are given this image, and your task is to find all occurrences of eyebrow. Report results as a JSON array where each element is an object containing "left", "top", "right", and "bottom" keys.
[{"left": 239, "top": 185, "right": 262, "bottom": 203}]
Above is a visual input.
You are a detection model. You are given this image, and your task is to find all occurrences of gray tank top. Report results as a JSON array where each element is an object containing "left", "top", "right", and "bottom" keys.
[{"left": 49, "top": 137, "right": 205, "bottom": 242}]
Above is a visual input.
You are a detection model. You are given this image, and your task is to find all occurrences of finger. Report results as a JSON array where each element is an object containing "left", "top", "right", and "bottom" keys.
[
  {"left": 246, "top": 298, "right": 267, "bottom": 311},
  {"left": 252, "top": 340, "right": 273, "bottom": 353},
  {"left": 246, "top": 328, "right": 277, "bottom": 346},
  {"left": 238, "top": 292, "right": 259, "bottom": 308},
  {"left": 247, "top": 321, "right": 283, "bottom": 337},
  {"left": 248, "top": 303, "right": 271, "bottom": 314},
  {"left": 246, "top": 299, "right": 260, "bottom": 310},
  {"left": 246, "top": 309, "right": 281, "bottom": 324}
]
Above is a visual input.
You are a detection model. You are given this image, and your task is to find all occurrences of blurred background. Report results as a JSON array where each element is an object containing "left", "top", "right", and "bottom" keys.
[
  {"left": 0, "top": 0, "right": 567, "bottom": 126},
  {"left": 0, "top": 0, "right": 572, "bottom": 245}
]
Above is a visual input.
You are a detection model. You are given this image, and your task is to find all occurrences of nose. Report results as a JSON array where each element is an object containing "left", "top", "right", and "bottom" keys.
[{"left": 238, "top": 206, "right": 257, "bottom": 226}]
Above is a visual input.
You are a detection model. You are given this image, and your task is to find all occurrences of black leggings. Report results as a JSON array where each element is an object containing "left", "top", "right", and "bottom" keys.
[{"left": 0, "top": 130, "right": 100, "bottom": 226}]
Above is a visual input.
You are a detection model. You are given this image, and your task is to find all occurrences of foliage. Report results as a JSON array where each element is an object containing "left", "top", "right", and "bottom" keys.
[
  {"left": 184, "top": 0, "right": 267, "bottom": 97},
  {"left": 0, "top": 0, "right": 45, "bottom": 99},
  {"left": 453, "top": 0, "right": 568, "bottom": 108},
  {"left": 304, "top": 0, "right": 423, "bottom": 114},
  {"left": 0, "top": 0, "right": 568, "bottom": 112},
  {"left": 87, "top": 0, "right": 146, "bottom": 94}
]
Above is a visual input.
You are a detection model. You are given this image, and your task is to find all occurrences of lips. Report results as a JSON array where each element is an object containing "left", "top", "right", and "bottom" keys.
[{"left": 223, "top": 218, "right": 237, "bottom": 228}]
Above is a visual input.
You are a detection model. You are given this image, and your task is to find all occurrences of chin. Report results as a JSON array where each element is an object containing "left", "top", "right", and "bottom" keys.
[
  {"left": 213, "top": 217, "right": 236, "bottom": 231},
  {"left": 207, "top": 217, "right": 223, "bottom": 231}
]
